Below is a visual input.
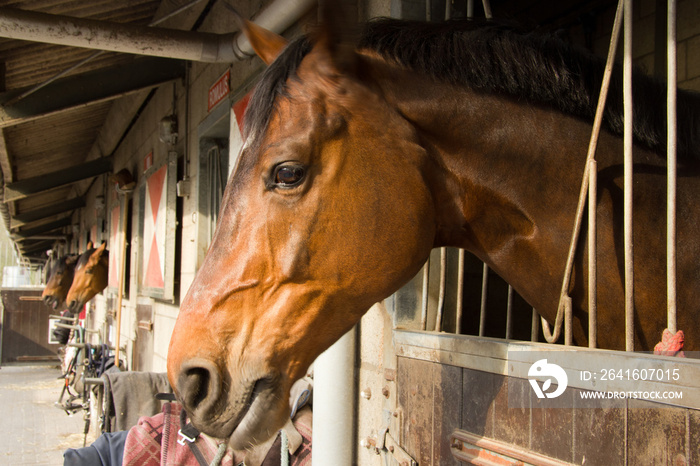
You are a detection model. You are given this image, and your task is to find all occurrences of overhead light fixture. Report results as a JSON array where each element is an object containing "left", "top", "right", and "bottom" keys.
[{"left": 159, "top": 115, "right": 179, "bottom": 145}]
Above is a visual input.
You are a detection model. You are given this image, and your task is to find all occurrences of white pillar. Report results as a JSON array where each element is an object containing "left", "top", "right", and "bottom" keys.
[{"left": 312, "top": 326, "right": 356, "bottom": 465}]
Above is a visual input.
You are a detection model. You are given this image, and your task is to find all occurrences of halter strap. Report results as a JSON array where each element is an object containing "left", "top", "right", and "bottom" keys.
[{"left": 178, "top": 408, "right": 208, "bottom": 466}]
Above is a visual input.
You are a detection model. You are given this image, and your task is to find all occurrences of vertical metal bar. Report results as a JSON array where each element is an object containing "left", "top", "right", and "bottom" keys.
[
  {"left": 667, "top": 0, "right": 678, "bottom": 334},
  {"left": 420, "top": 257, "right": 430, "bottom": 331},
  {"left": 478, "top": 263, "right": 489, "bottom": 336},
  {"left": 547, "top": 0, "right": 624, "bottom": 344},
  {"left": 505, "top": 285, "right": 513, "bottom": 339},
  {"left": 588, "top": 159, "right": 598, "bottom": 348},
  {"left": 467, "top": 0, "right": 474, "bottom": 18},
  {"left": 435, "top": 247, "right": 447, "bottom": 332},
  {"left": 564, "top": 296, "right": 573, "bottom": 346},
  {"left": 114, "top": 195, "right": 129, "bottom": 368},
  {"left": 455, "top": 249, "right": 465, "bottom": 335},
  {"left": 482, "top": 0, "right": 493, "bottom": 18},
  {"left": 531, "top": 308, "right": 540, "bottom": 342},
  {"left": 623, "top": 0, "right": 635, "bottom": 351}
]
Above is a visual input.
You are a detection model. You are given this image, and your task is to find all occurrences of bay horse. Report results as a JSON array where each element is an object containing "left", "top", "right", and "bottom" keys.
[
  {"left": 168, "top": 14, "right": 700, "bottom": 449},
  {"left": 66, "top": 242, "right": 109, "bottom": 313},
  {"left": 42, "top": 254, "right": 78, "bottom": 309}
]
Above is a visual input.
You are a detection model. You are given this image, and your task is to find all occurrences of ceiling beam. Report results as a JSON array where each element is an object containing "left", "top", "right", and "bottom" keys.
[
  {"left": 0, "top": 57, "right": 186, "bottom": 128},
  {"left": 18, "top": 239, "right": 56, "bottom": 255},
  {"left": 11, "top": 196, "right": 86, "bottom": 228},
  {"left": 0, "top": 129, "right": 13, "bottom": 183},
  {"left": 12, "top": 217, "right": 72, "bottom": 240},
  {"left": 4, "top": 157, "right": 112, "bottom": 202}
]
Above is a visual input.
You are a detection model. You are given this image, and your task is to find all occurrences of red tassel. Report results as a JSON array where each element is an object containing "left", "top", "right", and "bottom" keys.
[{"left": 653, "top": 329, "right": 685, "bottom": 357}]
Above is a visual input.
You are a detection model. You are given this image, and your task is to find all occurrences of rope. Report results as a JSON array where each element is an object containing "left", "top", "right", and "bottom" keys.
[
  {"left": 280, "top": 429, "right": 289, "bottom": 466},
  {"left": 209, "top": 442, "right": 227, "bottom": 466},
  {"left": 547, "top": 0, "right": 625, "bottom": 344}
]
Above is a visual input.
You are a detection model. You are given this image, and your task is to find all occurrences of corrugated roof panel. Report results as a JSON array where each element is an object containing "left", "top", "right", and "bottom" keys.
[{"left": 5, "top": 102, "right": 112, "bottom": 180}]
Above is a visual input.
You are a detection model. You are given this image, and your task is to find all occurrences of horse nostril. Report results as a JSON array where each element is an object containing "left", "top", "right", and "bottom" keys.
[
  {"left": 183, "top": 367, "right": 210, "bottom": 409},
  {"left": 178, "top": 359, "right": 221, "bottom": 416}
]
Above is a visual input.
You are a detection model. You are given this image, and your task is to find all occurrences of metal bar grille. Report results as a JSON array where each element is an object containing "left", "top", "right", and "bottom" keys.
[
  {"left": 667, "top": 0, "right": 678, "bottom": 334},
  {"left": 402, "top": 0, "right": 679, "bottom": 352}
]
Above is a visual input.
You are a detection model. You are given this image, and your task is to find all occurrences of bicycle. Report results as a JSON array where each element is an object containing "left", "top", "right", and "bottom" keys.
[{"left": 50, "top": 312, "right": 114, "bottom": 446}]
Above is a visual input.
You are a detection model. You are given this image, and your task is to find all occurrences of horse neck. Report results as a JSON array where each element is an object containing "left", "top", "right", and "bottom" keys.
[{"left": 374, "top": 69, "right": 597, "bottom": 322}]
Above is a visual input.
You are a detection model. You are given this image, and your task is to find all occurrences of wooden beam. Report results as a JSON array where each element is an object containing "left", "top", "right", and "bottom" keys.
[
  {"left": 0, "top": 129, "right": 12, "bottom": 183},
  {"left": 12, "top": 217, "right": 71, "bottom": 239},
  {"left": 18, "top": 239, "right": 55, "bottom": 255},
  {"left": 4, "top": 157, "right": 112, "bottom": 202},
  {"left": 0, "top": 57, "right": 186, "bottom": 128},
  {"left": 11, "top": 196, "right": 85, "bottom": 228}
]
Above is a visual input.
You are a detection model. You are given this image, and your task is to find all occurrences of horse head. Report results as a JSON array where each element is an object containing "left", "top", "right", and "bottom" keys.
[
  {"left": 42, "top": 254, "right": 78, "bottom": 309},
  {"left": 66, "top": 242, "right": 109, "bottom": 313},
  {"left": 168, "top": 10, "right": 437, "bottom": 449}
]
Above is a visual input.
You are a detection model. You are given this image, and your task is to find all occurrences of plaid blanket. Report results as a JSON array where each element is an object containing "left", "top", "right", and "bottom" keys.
[{"left": 122, "top": 402, "right": 312, "bottom": 466}]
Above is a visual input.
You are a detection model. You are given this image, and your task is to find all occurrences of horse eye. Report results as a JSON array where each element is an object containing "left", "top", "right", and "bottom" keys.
[{"left": 274, "top": 164, "right": 306, "bottom": 187}]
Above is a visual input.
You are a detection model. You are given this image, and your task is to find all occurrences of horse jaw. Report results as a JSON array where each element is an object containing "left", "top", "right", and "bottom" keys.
[
  {"left": 168, "top": 26, "right": 437, "bottom": 448},
  {"left": 168, "top": 274, "right": 353, "bottom": 448}
]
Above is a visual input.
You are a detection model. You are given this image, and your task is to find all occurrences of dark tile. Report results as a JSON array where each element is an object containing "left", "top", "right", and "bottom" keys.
[
  {"left": 627, "top": 399, "right": 686, "bottom": 465},
  {"left": 689, "top": 409, "right": 700, "bottom": 466},
  {"left": 397, "top": 357, "right": 435, "bottom": 466},
  {"left": 572, "top": 388, "right": 626, "bottom": 465},
  {"left": 531, "top": 388, "right": 574, "bottom": 462},
  {"left": 461, "top": 368, "right": 503, "bottom": 438},
  {"left": 433, "top": 364, "right": 463, "bottom": 465},
  {"left": 492, "top": 375, "right": 531, "bottom": 448}
]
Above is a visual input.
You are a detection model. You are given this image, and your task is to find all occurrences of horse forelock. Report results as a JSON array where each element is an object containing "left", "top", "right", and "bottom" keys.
[
  {"left": 75, "top": 248, "right": 97, "bottom": 270},
  {"left": 243, "top": 36, "right": 313, "bottom": 152},
  {"left": 245, "top": 17, "right": 700, "bottom": 161},
  {"left": 50, "top": 255, "right": 71, "bottom": 274}
]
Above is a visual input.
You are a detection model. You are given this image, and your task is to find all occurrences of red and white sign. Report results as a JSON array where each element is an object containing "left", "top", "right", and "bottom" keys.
[
  {"left": 232, "top": 89, "right": 252, "bottom": 136},
  {"left": 142, "top": 164, "right": 168, "bottom": 290},
  {"left": 143, "top": 151, "right": 154, "bottom": 172},
  {"left": 208, "top": 69, "right": 231, "bottom": 112},
  {"left": 229, "top": 90, "right": 253, "bottom": 171}
]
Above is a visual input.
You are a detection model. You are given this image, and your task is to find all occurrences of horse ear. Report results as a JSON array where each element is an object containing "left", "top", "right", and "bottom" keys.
[
  {"left": 90, "top": 242, "right": 107, "bottom": 264},
  {"left": 231, "top": 7, "right": 288, "bottom": 65},
  {"left": 65, "top": 255, "right": 78, "bottom": 266},
  {"left": 86, "top": 240, "right": 94, "bottom": 250},
  {"left": 312, "top": 0, "right": 361, "bottom": 77}
]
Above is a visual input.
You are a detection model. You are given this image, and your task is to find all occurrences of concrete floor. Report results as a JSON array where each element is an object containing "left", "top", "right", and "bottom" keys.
[{"left": 0, "top": 364, "right": 95, "bottom": 465}]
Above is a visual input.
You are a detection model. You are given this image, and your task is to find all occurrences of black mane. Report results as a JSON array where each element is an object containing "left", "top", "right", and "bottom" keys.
[
  {"left": 76, "top": 248, "right": 95, "bottom": 269},
  {"left": 49, "top": 254, "right": 74, "bottom": 275},
  {"left": 245, "top": 17, "right": 700, "bottom": 160}
]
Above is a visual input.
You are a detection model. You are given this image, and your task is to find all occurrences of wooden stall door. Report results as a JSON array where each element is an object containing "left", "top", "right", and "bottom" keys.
[{"left": 1, "top": 287, "right": 60, "bottom": 363}]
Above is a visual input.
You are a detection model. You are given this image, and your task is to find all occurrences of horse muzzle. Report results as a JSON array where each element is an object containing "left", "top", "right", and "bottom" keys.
[
  {"left": 67, "top": 299, "right": 83, "bottom": 313},
  {"left": 174, "top": 357, "right": 288, "bottom": 449}
]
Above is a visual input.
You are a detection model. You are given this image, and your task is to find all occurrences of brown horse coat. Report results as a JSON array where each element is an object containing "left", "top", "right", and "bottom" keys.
[
  {"left": 168, "top": 13, "right": 700, "bottom": 449},
  {"left": 42, "top": 254, "right": 78, "bottom": 309},
  {"left": 66, "top": 242, "right": 109, "bottom": 313}
]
